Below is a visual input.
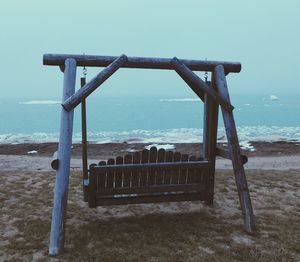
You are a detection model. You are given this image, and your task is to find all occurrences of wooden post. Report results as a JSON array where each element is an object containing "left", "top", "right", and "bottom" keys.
[
  {"left": 171, "top": 57, "right": 234, "bottom": 112},
  {"left": 62, "top": 54, "right": 128, "bottom": 111},
  {"left": 49, "top": 58, "right": 77, "bottom": 256},
  {"left": 81, "top": 77, "right": 88, "bottom": 202},
  {"left": 202, "top": 76, "right": 219, "bottom": 205},
  {"left": 214, "top": 64, "right": 254, "bottom": 233}
]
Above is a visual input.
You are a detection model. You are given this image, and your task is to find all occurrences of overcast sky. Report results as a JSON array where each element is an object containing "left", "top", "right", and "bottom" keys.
[{"left": 1, "top": 0, "right": 299, "bottom": 99}]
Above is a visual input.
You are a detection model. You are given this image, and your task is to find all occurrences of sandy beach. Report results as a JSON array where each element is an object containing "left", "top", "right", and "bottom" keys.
[{"left": 0, "top": 141, "right": 299, "bottom": 261}]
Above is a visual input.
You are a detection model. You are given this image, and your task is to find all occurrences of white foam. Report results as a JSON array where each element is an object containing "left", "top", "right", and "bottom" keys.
[
  {"left": 239, "top": 141, "right": 255, "bottom": 152},
  {"left": 160, "top": 98, "right": 199, "bottom": 102},
  {"left": 19, "top": 100, "right": 60, "bottom": 105},
  {"left": 145, "top": 144, "right": 175, "bottom": 150},
  {"left": 1, "top": 126, "right": 300, "bottom": 145}
]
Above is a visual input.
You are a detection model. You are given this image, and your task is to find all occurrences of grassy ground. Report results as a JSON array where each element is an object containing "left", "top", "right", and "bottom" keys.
[{"left": 0, "top": 169, "right": 299, "bottom": 261}]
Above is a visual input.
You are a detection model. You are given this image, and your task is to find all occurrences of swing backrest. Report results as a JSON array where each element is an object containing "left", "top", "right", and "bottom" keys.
[{"left": 88, "top": 146, "right": 210, "bottom": 207}]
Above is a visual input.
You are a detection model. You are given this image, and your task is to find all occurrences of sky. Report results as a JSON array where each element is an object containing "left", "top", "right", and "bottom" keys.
[{"left": 0, "top": 0, "right": 299, "bottom": 99}]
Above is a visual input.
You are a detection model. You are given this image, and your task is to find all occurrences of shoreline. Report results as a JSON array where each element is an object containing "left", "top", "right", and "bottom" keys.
[
  {"left": 1, "top": 154, "right": 300, "bottom": 171},
  {"left": 0, "top": 141, "right": 300, "bottom": 171},
  {"left": 0, "top": 140, "right": 300, "bottom": 158}
]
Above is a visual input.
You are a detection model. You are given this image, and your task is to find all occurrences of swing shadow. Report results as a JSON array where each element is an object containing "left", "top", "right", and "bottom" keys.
[{"left": 62, "top": 204, "right": 237, "bottom": 260}]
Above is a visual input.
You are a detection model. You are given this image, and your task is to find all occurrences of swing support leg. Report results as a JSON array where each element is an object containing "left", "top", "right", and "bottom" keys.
[
  {"left": 81, "top": 77, "right": 89, "bottom": 202},
  {"left": 203, "top": 73, "right": 219, "bottom": 205},
  {"left": 214, "top": 65, "right": 254, "bottom": 233},
  {"left": 49, "top": 58, "right": 77, "bottom": 256}
]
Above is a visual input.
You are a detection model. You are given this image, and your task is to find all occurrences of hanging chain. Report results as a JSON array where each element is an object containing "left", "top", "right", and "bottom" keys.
[
  {"left": 204, "top": 58, "right": 208, "bottom": 83},
  {"left": 83, "top": 66, "right": 87, "bottom": 78},
  {"left": 82, "top": 52, "right": 87, "bottom": 78}
]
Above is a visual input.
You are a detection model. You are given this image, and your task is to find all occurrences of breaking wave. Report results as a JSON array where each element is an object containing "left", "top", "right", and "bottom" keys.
[
  {"left": 19, "top": 100, "right": 61, "bottom": 105},
  {"left": 1, "top": 126, "right": 300, "bottom": 151},
  {"left": 160, "top": 98, "right": 200, "bottom": 102}
]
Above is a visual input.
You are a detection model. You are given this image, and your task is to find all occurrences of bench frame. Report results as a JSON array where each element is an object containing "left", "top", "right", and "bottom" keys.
[{"left": 44, "top": 54, "right": 254, "bottom": 256}]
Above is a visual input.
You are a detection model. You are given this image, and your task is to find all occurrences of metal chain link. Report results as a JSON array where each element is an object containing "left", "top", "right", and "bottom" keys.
[
  {"left": 204, "top": 58, "right": 208, "bottom": 83},
  {"left": 83, "top": 52, "right": 87, "bottom": 78},
  {"left": 83, "top": 66, "right": 87, "bottom": 78}
]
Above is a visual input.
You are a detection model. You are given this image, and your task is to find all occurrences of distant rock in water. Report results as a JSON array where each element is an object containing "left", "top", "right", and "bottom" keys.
[{"left": 269, "top": 95, "right": 279, "bottom": 101}]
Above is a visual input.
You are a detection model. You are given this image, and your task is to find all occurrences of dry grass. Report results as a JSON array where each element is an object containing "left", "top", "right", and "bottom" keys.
[{"left": 0, "top": 169, "right": 299, "bottom": 261}]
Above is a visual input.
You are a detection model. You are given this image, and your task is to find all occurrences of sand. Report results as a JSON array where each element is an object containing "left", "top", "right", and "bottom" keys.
[
  {"left": 0, "top": 142, "right": 299, "bottom": 261},
  {"left": 1, "top": 140, "right": 300, "bottom": 172},
  {"left": 1, "top": 154, "right": 300, "bottom": 172}
]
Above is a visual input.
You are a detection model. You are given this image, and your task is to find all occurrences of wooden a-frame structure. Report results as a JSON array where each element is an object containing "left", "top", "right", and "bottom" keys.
[{"left": 43, "top": 54, "right": 254, "bottom": 256}]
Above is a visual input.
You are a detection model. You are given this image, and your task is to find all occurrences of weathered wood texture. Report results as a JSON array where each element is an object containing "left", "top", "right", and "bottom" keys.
[
  {"left": 214, "top": 64, "right": 254, "bottom": 233},
  {"left": 49, "top": 58, "right": 77, "bottom": 256},
  {"left": 171, "top": 57, "right": 234, "bottom": 112},
  {"left": 88, "top": 147, "right": 210, "bottom": 207},
  {"left": 63, "top": 55, "right": 128, "bottom": 111},
  {"left": 81, "top": 77, "right": 89, "bottom": 202},
  {"left": 89, "top": 160, "right": 209, "bottom": 173},
  {"left": 202, "top": 76, "right": 219, "bottom": 205},
  {"left": 216, "top": 146, "right": 248, "bottom": 164},
  {"left": 106, "top": 158, "right": 115, "bottom": 189},
  {"left": 51, "top": 151, "right": 59, "bottom": 170},
  {"left": 43, "top": 54, "right": 242, "bottom": 73}
]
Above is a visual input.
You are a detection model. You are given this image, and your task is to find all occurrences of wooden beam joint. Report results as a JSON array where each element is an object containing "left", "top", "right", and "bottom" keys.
[
  {"left": 216, "top": 146, "right": 248, "bottom": 164},
  {"left": 171, "top": 57, "right": 234, "bottom": 112},
  {"left": 62, "top": 54, "right": 128, "bottom": 112}
]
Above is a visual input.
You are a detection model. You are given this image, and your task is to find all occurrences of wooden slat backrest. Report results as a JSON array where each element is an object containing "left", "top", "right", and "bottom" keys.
[
  {"left": 92, "top": 161, "right": 208, "bottom": 172},
  {"left": 88, "top": 163, "right": 98, "bottom": 207},
  {"left": 140, "top": 149, "right": 149, "bottom": 186},
  {"left": 197, "top": 157, "right": 205, "bottom": 183},
  {"left": 123, "top": 154, "right": 132, "bottom": 188},
  {"left": 97, "top": 161, "right": 106, "bottom": 189},
  {"left": 106, "top": 158, "right": 115, "bottom": 189},
  {"left": 172, "top": 152, "right": 181, "bottom": 184},
  {"left": 115, "top": 156, "right": 123, "bottom": 188},
  {"left": 179, "top": 154, "right": 189, "bottom": 184},
  {"left": 148, "top": 147, "right": 158, "bottom": 186},
  {"left": 187, "top": 155, "right": 197, "bottom": 183},
  {"left": 89, "top": 147, "right": 209, "bottom": 195},
  {"left": 164, "top": 151, "right": 174, "bottom": 185},
  {"left": 132, "top": 151, "right": 141, "bottom": 187},
  {"left": 156, "top": 148, "right": 165, "bottom": 185}
]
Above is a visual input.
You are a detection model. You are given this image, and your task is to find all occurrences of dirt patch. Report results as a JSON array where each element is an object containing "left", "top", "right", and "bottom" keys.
[{"left": 0, "top": 169, "right": 299, "bottom": 261}]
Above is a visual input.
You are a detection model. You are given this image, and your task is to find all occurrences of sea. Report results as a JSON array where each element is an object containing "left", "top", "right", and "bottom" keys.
[{"left": 1, "top": 94, "right": 300, "bottom": 151}]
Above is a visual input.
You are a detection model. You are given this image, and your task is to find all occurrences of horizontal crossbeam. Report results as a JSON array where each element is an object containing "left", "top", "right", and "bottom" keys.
[
  {"left": 216, "top": 146, "right": 248, "bottom": 164},
  {"left": 43, "top": 54, "right": 241, "bottom": 73}
]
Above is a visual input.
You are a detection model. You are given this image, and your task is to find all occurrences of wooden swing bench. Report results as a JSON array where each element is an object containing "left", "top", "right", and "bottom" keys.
[
  {"left": 87, "top": 147, "right": 248, "bottom": 207},
  {"left": 88, "top": 147, "right": 207, "bottom": 207},
  {"left": 44, "top": 53, "right": 254, "bottom": 256}
]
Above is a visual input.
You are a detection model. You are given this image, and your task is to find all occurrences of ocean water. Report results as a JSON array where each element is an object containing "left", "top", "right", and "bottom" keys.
[{"left": 1, "top": 94, "right": 300, "bottom": 148}]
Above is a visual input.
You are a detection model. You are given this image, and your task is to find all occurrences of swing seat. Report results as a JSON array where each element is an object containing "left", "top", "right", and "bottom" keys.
[{"left": 87, "top": 147, "right": 211, "bottom": 207}]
